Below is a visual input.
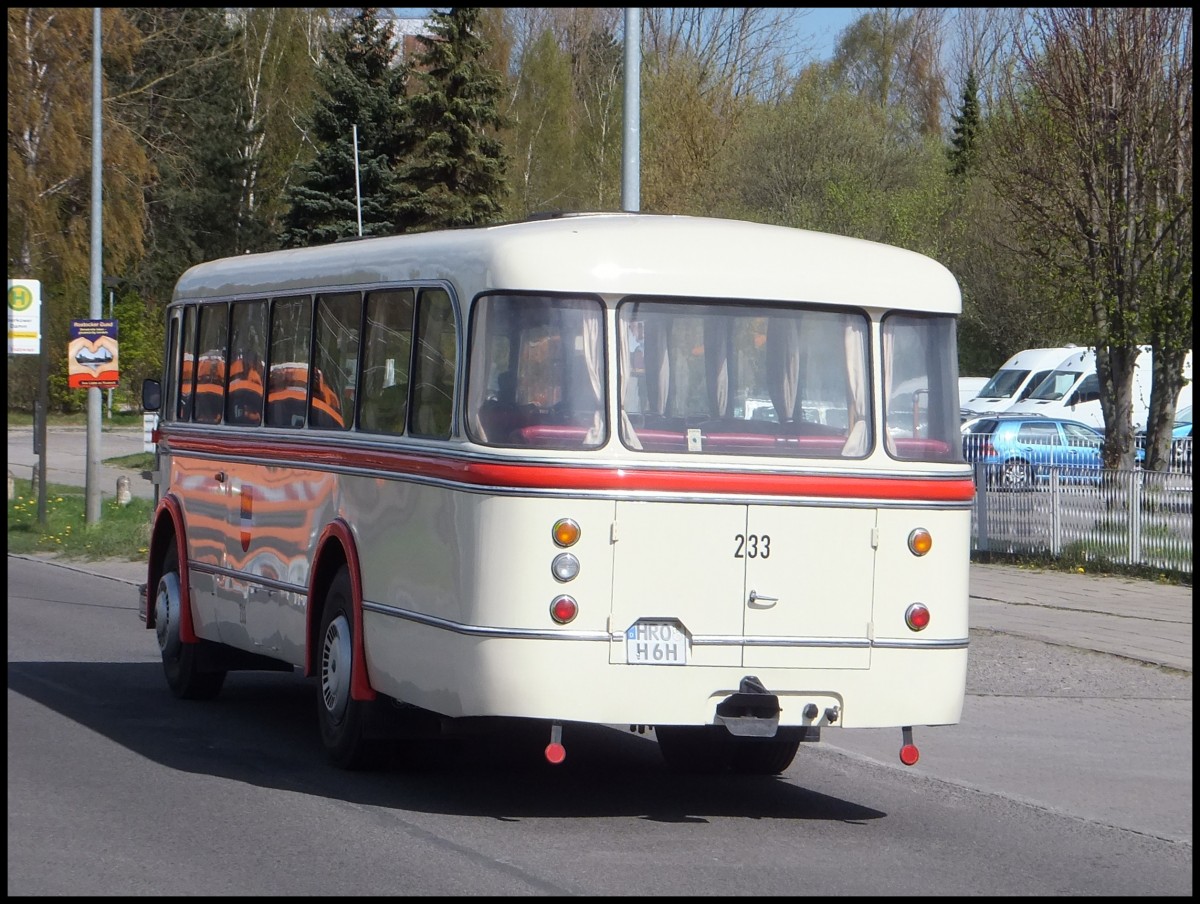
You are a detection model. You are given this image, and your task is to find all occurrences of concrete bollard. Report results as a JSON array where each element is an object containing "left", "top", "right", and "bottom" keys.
[
  {"left": 7, "top": 470, "right": 13, "bottom": 501},
  {"left": 116, "top": 474, "right": 132, "bottom": 506}
]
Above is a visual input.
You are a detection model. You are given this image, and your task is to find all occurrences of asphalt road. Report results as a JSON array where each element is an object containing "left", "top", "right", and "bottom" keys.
[{"left": 7, "top": 557, "right": 1192, "bottom": 896}]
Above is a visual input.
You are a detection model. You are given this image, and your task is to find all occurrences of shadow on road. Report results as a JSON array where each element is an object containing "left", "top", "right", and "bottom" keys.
[{"left": 8, "top": 659, "right": 886, "bottom": 824}]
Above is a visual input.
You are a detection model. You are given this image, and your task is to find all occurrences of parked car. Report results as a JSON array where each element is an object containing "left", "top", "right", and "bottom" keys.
[
  {"left": 1172, "top": 406, "right": 1193, "bottom": 473},
  {"left": 958, "top": 376, "right": 989, "bottom": 409},
  {"left": 1134, "top": 405, "right": 1192, "bottom": 474},
  {"left": 961, "top": 415, "right": 1114, "bottom": 489},
  {"left": 960, "top": 346, "right": 1080, "bottom": 420}
]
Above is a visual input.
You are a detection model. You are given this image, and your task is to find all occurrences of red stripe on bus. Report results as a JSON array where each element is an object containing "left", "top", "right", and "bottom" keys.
[{"left": 163, "top": 433, "right": 976, "bottom": 502}]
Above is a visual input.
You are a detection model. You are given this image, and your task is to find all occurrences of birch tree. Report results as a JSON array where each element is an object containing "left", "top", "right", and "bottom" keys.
[{"left": 989, "top": 8, "right": 1192, "bottom": 470}]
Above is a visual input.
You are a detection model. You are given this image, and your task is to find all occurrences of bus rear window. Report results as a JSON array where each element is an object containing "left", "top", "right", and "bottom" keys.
[{"left": 617, "top": 298, "right": 872, "bottom": 458}]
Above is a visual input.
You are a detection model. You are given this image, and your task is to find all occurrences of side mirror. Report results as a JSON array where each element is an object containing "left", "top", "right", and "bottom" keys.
[{"left": 142, "top": 378, "right": 162, "bottom": 412}]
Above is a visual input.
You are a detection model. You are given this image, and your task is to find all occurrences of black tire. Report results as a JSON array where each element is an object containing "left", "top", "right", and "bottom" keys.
[
  {"left": 316, "top": 567, "right": 384, "bottom": 770},
  {"left": 157, "top": 545, "right": 226, "bottom": 700},
  {"left": 655, "top": 726, "right": 734, "bottom": 773},
  {"left": 729, "top": 735, "right": 801, "bottom": 775},
  {"left": 1000, "top": 458, "right": 1032, "bottom": 490}
]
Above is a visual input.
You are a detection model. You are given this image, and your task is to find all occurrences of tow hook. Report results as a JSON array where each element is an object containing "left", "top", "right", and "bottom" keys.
[{"left": 714, "top": 675, "right": 781, "bottom": 737}]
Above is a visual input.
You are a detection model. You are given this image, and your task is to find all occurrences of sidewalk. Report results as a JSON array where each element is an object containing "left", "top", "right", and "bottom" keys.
[{"left": 969, "top": 562, "right": 1190, "bottom": 672}]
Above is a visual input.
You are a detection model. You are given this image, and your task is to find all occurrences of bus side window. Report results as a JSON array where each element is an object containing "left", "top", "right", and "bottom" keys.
[
  {"left": 266, "top": 296, "right": 313, "bottom": 428},
  {"left": 310, "top": 292, "right": 361, "bottom": 431},
  {"left": 176, "top": 305, "right": 197, "bottom": 421},
  {"left": 225, "top": 299, "right": 267, "bottom": 426},
  {"left": 359, "top": 288, "right": 414, "bottom": 435},
  {"left": 410, "top": 288, "right": 457, "bottom": 439},
  {"left": 192, "top": 303, "right": 229, "bottom": 425}
]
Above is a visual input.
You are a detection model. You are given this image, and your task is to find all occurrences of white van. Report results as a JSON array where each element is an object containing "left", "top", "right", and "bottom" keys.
[
  {"left": 960, "top": 346, "right": 1079, "bottom": 418},
  {"left": 958, "top": 376, "right": 989, "bottom": 408},
  {"left": 1005, "top": 346, "right": 1193, "bottom": 432}
]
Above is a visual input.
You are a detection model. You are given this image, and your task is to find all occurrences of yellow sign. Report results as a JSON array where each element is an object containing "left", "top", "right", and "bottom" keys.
[{"left": 7, "top": 278, "right": 42, "bottom": 355}]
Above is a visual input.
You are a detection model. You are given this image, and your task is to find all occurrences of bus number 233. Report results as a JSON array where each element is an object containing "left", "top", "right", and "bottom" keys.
[{"left": 734, "top": 534, "right": 771, "bottom": 559}]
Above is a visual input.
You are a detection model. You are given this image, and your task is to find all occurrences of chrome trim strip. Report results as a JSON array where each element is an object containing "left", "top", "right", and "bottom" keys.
[
  {"left": 361, "top": 600, "right": 611, "bottom": 642},
  {"left": 363, "top": 600, "right": 968, "bottom": 650},
  {"left": 161, "top": 427, "right": 973, "bottom": 480},
  {"left": 689, "top": 634, "right": 870, "bottom": 648},
  {"left": 871, "top": 637, "right": 969, "bottom": 650},
  {"left": 194, "top": 566, "right": 971, "bottom": 653},
  {"left": 189, "top": 561, "right": 306, "bottom": 597}
]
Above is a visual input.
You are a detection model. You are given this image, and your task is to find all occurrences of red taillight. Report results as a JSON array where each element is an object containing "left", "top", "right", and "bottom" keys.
[
  {"left": 905, "top": 603, "right": 930, "bottom": 631},
  {"left": 981, "top": 440, "right": 996, "bottom": 457},
  {"left": 550, "top": 595, "right": 578, "bottom": 625}
]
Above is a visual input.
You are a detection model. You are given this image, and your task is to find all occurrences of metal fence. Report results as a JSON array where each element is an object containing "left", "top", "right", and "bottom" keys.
[{"left": 964, "top": 434, "right": 1193, "bottom": 575}]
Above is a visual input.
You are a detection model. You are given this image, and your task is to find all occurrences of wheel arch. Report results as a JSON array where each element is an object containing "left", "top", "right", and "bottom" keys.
[
  {"left": 305, "top": 519, "right": 376, "bottom": 702},
  {"left": 146, "top": 495, "right": 198, "bottom": 644}
]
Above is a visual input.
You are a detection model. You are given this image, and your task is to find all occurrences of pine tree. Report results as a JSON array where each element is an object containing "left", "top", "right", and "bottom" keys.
[
  {"left": 393, "top": 8, "right": 509, "bottom": 232},
  {"left": 280, "top": 9, "right": 410, "bottom": 247},
  {"left": 948, "top": 68, "right": 981, "bottom": 178}
]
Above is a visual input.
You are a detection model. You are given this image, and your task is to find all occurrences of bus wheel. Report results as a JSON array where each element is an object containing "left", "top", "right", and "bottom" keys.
[
  {"left": 316, "top": 567, "right": 383, "bottom": 770},
  {"left": 729, "top": 735, "right": 801, "bottom": 775},
  {"left": 156, "top": 545, "right": 225, "bottom": 700},
  {"left": 655, "top": 726, "right": 733, "bottom": 773}
]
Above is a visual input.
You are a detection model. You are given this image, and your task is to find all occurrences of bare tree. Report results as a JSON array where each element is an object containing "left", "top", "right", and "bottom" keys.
[
  {"left": 828, "top": 7, "right": 950, "bottom": 139},
  {"left": 948, "top": 7, "right": 1025, "bottom": 114},
  {"left": 989, "top": 9, "right": 1192, "bottom": 470},
  {"left": 642, "top": 7, "right": 808, "bottom": 104}
]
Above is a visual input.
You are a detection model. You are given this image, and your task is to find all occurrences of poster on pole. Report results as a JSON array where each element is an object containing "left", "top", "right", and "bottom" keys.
[
  {"left": 68, "top": 319, "right": 120, "bottom": 389},
  {"left": 7, "top": 278, "right": 42, "bottom": 355}
]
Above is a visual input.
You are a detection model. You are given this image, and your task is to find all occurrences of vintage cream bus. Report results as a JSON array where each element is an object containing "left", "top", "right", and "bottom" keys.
[{"left": 141, "top": 213, "right": 973, "bottom": 775}]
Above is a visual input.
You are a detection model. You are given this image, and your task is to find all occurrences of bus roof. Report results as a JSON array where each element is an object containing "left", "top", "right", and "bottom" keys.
[{"left": 172, "top": 213, "right": 961, "bottom": 314}]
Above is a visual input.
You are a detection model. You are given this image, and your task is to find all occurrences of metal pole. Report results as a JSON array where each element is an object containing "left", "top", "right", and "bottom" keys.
[
  {"left": 36, "top": 292, "right": 50, "bottom": 528},
  {"left": 106, "top": 285, "right": 113, "bottom": 419},
  {"left": 622, "top": 8, "right": 641, "bottom": 212},
  {"left": 86, "top": 6, "right": 103, "bottom": 524},
  {"left": 353, "top": 124, "right": 363, "bottom": 236}
]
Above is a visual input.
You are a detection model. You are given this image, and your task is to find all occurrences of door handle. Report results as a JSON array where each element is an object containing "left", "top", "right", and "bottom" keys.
[{"left": 748, "top": 590, "right": 778, "bottom": 608}]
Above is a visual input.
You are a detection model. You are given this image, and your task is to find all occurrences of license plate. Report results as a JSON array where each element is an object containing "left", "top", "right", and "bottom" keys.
[{"left": 625, "top": 620, "right": 687, "bottom": 665}]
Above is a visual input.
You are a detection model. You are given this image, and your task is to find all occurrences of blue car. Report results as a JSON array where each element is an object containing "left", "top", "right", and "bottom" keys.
[
  {"left": 1171, "top": 405, "right": 1192, "bottom": 474},
  {"left": 961, "top": 415, "right": 1112, "bottom": 489},
  {"left": 1134, "top": 405, "right": 1192, "bottom": 473}
]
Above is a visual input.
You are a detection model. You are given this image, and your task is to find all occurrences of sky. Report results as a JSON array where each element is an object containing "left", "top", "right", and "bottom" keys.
[
  {"left": 799, "top": 8, "right": 862, "bottom": 61},
  {"left": 389, "top": 8, "right": 864, "bottom": 64}
]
